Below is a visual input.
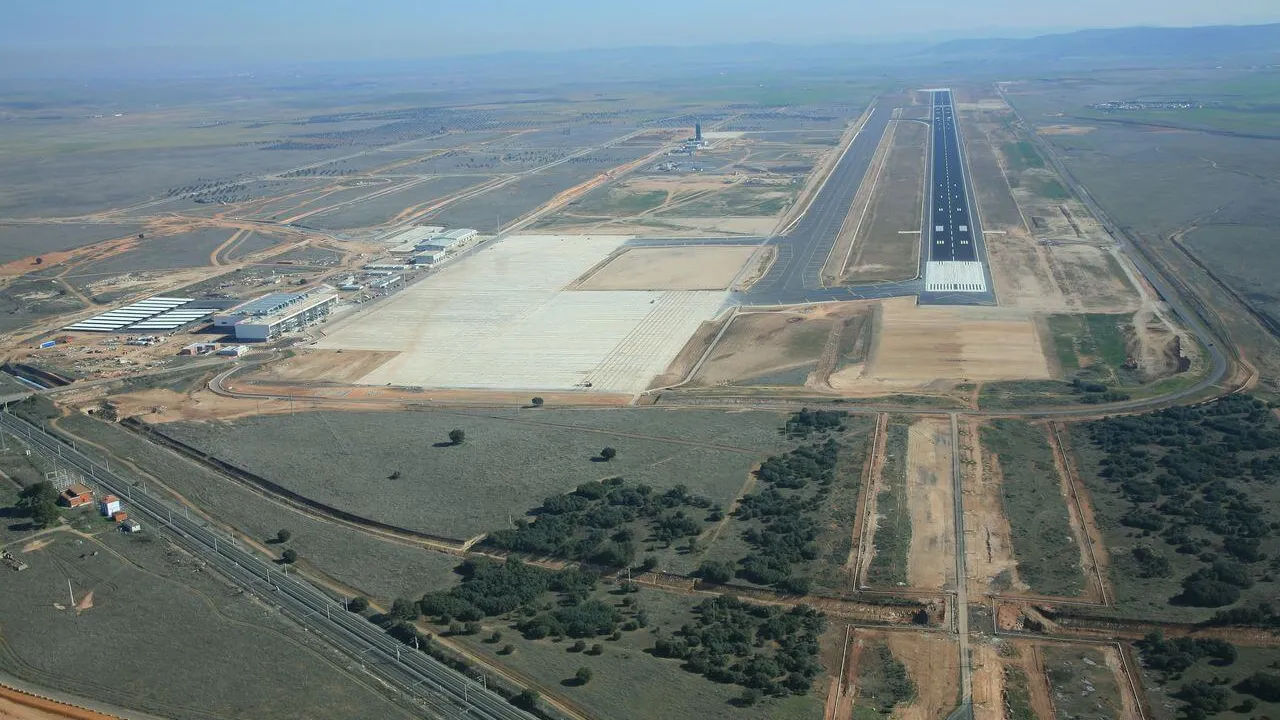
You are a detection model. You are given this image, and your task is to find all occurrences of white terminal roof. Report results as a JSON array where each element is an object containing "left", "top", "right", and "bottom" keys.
[
  {"left": 381, "top": 226, "right": 445, "bottom": 244},
  {"left": 63, "top": 296, "right": 204, "bottom": 333}
]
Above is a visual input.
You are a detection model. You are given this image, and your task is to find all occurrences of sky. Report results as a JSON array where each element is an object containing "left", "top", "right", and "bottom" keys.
[{"left": 6, "top": 0, "right": 1280, "bottom": 58}]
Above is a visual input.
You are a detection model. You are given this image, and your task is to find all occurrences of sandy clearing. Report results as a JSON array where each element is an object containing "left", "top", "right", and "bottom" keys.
[
  {"left": 859, "top": 298, "right": 1050, "bottom": 383},
  {"left": 882, "top": 632, "right": 960, "bottom": 720},
  {"left": 0, "top": 686, "right": 120, "bottom": 720},
  {"left": 573, "top": 245, "right": 758, "bottom": 291},
  {"left": 250, "top": 349, "right": 396, "bottom": 385},
  {"left": 971, "top": 642, "right": 1006, "bottom": 720},
  {"left": 904, "top": 417, "right": 955, "bottom": 591},
  {"left": 962, "top": 418, "right": 1025, "bottom": 596},
  {"left": 1036, "top": 124, "right": 1095, "bottom": 135}
]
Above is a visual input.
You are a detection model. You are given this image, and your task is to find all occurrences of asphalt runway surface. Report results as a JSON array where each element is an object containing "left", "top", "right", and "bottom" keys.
[{"left": 928, "top": 90, "right": 978, "bottom": 263}]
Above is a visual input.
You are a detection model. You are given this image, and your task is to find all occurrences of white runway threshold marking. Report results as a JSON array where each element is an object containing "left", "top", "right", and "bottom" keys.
[
  {"left": 316, "top": 235, "right": 729, "bottom": 394},
  {"left": 925, "top": 261, "right": 987, "bottom": 292}
]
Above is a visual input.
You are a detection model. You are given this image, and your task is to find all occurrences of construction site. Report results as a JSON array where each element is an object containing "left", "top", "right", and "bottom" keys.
[{"left": 0, "top": 71, "right": 1269, "bottom": 720}]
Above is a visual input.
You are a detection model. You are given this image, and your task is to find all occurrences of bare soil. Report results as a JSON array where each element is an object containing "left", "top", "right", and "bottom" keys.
[
  {"left": 572, "top": 245, "right": 757, "bottom": 291},
  {"left": 252, "top": 349, "right": 397, "bottom": 385},
  {"left": 883, "top": 632, "right": 961, "bottom": 720},
  {"left": 961, "top": 418, "right": 1025, "bottom": 596},
  {"left": 647, "top": 315, "right": 730, "bottom": 389},
  {"left": 687, "top": 305, "right": 861, "bottom": 387},
  {"left": 904, "top": 417, "right": 955, "bottom": 591},
  {"left": 841, "top": 298, "right": 1050, "bottom": 393}
]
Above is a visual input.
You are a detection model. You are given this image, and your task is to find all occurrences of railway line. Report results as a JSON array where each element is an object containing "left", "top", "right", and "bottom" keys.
[{"left": 0, "top": 409, "right": 536, "bottom": 720}]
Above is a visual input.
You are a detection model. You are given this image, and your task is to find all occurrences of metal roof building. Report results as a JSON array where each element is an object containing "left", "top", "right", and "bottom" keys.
[{"left": 63, "top": 296, "right": 203, "bottom": 333}]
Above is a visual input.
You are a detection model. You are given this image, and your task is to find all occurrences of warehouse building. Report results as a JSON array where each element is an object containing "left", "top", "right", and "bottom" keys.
[
  {"left": 417, "top": 228, "right": 477, "bottom": 252},
  {"left": 213, "top": 287, "right": 339, "bottom": 341}
]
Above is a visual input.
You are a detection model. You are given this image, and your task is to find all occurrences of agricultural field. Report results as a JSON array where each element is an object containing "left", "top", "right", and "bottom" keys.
[
  {"left": 0, "top": 531, "right": 419, "bottom": 720},
  {"left": 1069, "top": 395, "right": 1280, "bottom": 621},
  {"left": 977, "top": 420, "right": 1084, "bottom": 597},
  {"left": 158, "top": 408, "right": 793, "bottom": 542},
  {"left": 47, "top": 412, "right": 463, "bottom": 604}
]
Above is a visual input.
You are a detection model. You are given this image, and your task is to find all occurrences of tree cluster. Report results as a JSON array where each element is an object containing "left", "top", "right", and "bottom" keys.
[
  {"left": 1136, "top": 632, "right": 1237, "bottom": 676},
  {"left": 1086, "top": 395, "right": 1280, "bottom": 608},
  {"left": 784, "top": 408, "right": 847, "bottom": 438},
  {"left": 650, "top": 596, "right": 825, "bottom": 697},
  {"left": 1236, "top": 672, "right": 1280, "bottom": 703},
  {"left": 418, "top": 559, "right": 573, "bottom": 623},
  {"left": 484, "top": 477, "right": 715, "bottom": 568},
  {"left": 1204, "top": 602, "right": 1280, "bottom": 629},
  {"left": 16, "top": 481, "right": 60, "bottom": 528},
  {"left": 731, "top": 438, "right": 841, "bottom": 593}
]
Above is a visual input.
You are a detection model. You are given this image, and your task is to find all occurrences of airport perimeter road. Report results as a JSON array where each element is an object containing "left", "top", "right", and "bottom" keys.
[
  {"left": 745, "top": 107, "right": 896, "bottom": 299},
  {"left": 0, "top": 410, "right": 536, "bottom": 720}
]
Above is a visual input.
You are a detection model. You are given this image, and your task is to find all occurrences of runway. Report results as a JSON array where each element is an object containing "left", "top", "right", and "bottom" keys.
[{"left": 636, "top": 91, "right": 992, "bottom": 307}]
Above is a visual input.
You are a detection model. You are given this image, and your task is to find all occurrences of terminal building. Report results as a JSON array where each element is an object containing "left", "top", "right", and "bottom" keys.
[{"left": 213, "top": 286, "right": 338, "bottom": 341}]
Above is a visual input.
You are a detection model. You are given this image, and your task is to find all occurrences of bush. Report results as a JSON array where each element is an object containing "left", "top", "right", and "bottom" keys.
[
  {"left": 391, "top": 597, "right": 419, "bottom": 621},
  {"left": 599, "top": 447, "right": 617, "bottom": 461},
  {"left": 512, "top": 689, "right": 539, "bottom": 711},
  {"left": 1236, "top": 672, "right": 1280, "bottom": 702},
  {"left": 448, "top": 429, "right": 465, "bottom": 444},
  {"left": 531, "top": 397, "right": 544, "bottom": 407},
  {"left": 348, "top": 596, "right": 369, "bottom": 613},
  {"left": 275, "top": 529, "right": 292, "bottom": 543},
  {"left": 574, "top": 667, "right": 593, "bottom": 685},
  {"left": 280, "top": 549, "right": 298, "bottom": 564}
]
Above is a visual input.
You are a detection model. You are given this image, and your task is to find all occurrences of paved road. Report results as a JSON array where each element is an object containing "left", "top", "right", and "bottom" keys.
[{"left": 0, "top": 409, "right": 535, "bottom": 720}]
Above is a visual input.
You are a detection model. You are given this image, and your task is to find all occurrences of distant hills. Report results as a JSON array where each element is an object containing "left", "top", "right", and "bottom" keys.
[{"left": 918, "top": 23, "right": 1280, "bottom": 64}]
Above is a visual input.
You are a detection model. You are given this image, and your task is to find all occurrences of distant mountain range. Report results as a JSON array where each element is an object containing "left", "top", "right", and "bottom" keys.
[{"left": 918, "top": 23, "right": 1280, "bottom": 64}]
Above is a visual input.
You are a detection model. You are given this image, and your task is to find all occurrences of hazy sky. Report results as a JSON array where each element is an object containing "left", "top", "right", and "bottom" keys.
[{"left": 6, "top": 0, "right": 1280, "bottom": 56}]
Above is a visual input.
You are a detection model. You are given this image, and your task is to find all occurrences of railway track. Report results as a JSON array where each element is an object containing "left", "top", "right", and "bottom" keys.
[{"left": 0, "top": 409, "right": 537, "bottom": 720}]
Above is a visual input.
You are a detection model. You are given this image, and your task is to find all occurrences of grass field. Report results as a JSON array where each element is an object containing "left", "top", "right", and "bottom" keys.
[
  {"left": 452, "top": 586, "right": 821, "bottom": 720},
  {"left": 867, "top": 420, "right": 910, "bottom": 588},
  {"left": 161, "top": 409, "right": 792, "bottom": 541},
  {"left": 50, "top": 413, "right": 463, "bottom": 603},
  {"left": 1046, "top": 313, "right": 1133, "bottom": 383},
  {"left": 1136, "top": 646, "right": 1280, "bottom": 720},
  {"left": 980, "top": 420, "right": 1083, "bottom": 597},
  {"left": 1042, "top": 646, "right": 1124, "bottom": 719},
  {"left": 841, "top": 120, "right": 925, "bottom": 283},
  {"left": 0, "top": 531, "right": 418, "bottom": 720}
]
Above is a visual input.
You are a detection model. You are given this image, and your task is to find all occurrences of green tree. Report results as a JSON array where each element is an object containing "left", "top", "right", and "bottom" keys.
[
  {"left": 449, "top": 429, "right": 465, "bottom": 445},
  {"left": 599, "top": 447, "right": 617, "bottom": 462},
  {"left": 574, "top": 667, "right": 593, "bottom": 685},
  {"left": 391, "top": 597, "right": 418, "bottom": 621},
  {"left": 281, "top": 549, "right": 298, "bottom": 564},
  {"left": 348, "top": 596, "right": 369, "bottom": 613},
  {"left": 531, "top": 397, "right": 544, "bottom": 407},
  {"left": 499, "top": 644, "right": 515, "bottom": 655},
  {"left": 275, "top": 529, "right": 292, "bottom": 544},
  {"left": 512, "top": 689, "right": 539, "bottom": 711}
]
